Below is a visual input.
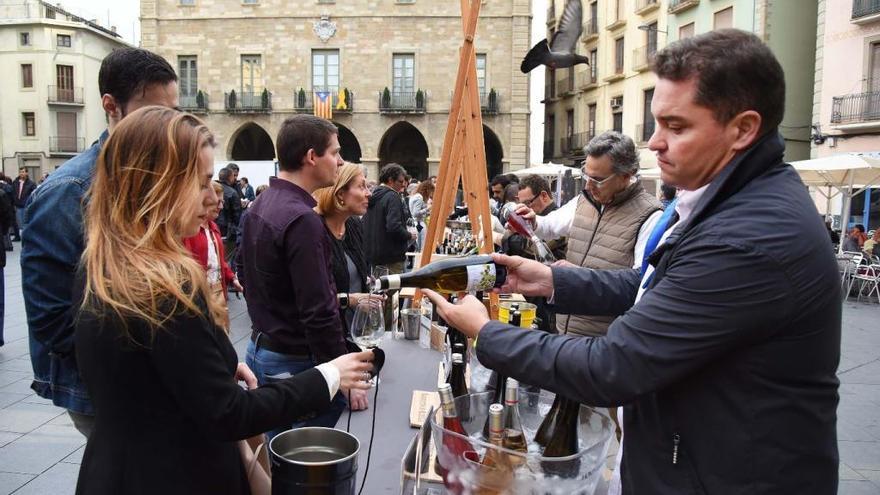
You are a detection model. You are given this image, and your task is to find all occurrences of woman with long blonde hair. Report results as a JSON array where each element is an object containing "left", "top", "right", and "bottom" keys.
[{"left": 74, "top": 106, "right": 373, "bottom": 495}]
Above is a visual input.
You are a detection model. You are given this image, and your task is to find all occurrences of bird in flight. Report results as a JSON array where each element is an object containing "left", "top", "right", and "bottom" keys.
[{"left": 521, "top": 0, "right": 589, "bottom": 73}]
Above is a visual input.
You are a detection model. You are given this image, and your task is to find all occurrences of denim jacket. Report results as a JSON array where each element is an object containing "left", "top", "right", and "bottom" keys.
[{"left": 21, "top": 131, "right": 107, "bottom": 415}]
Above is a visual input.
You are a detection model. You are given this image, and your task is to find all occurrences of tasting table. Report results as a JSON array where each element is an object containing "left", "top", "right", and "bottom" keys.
[{"left": 337, "top": 334, "right": 442, "bottom": 494}]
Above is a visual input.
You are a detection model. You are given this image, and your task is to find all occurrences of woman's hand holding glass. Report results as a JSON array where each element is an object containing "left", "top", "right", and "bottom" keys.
[{"left": 329, "top": 351, "right": 375, "bottom": 391}]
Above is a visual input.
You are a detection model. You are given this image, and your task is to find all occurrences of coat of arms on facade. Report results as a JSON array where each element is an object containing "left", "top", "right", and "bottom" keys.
[{"left": 313, "top": 15, "right": 337, "bottom": 43}]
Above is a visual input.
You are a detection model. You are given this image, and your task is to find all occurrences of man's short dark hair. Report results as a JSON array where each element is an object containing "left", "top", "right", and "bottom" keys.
[
  {"left": 585, "top": 131, "right": 640, "bottom": 175},
  {"left": 240, "top": 177, "right": 249, "bottom": 184},
  {"left": 19, "top": 167, "right": 26, "bottom": 173},
  {"left": 652, "top": 29, "right": 785, "bottom": 137},
  {"left": 519, "top": 174, "right": 551, "bottom": 197},
  {"left": 227, "top": 163, "right": 239, "bottom": 172},
  {"left": 503, "top": 183, "right": 520, "bottom": 203},
  {"left": 98, "top": 48, "right": 177, "bottom": 109},
  {"left": 276, "top": 115, "right": 338, "bottom": 172},
  {"left": 490, "top": 174, "right": 513, "bottom": 189},
  {"left": 854, "top": 224, "right": 865, "bottom": 233},
  {"left": 379, "top": 163, "right": 406, "bottom": 185},
  {"left": 218, "top": 167, "right": 231, "bottom": 183}
]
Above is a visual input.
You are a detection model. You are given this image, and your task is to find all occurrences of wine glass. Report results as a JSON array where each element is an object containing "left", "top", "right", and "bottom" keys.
[
  {"left": 369, "top": 265, "right": 390, "bottom": 291},
  {"left": 350, "top": 299, "right": 385, "bottom": 350}
]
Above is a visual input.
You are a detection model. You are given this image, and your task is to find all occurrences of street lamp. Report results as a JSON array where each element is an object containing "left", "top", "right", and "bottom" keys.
[{"left": 638, "top": 24, "right": 668, "bottom": 34}]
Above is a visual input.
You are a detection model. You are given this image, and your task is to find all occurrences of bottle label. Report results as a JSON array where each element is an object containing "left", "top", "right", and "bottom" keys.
[
  {"left": 385, "top": 274, "right": 401, "bottom": 290},
  {"left": 466, "top": 264, "right": 497, "bottom": 291}
]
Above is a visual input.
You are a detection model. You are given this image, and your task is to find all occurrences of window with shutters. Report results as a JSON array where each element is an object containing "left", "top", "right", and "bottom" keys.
[
  {"left": 679, "top": 22, "right": 695, "bottom": 40},
  {"left": 178, "top": 56, "right": 198, "bottom": 97},
  {"left": 714, "top": 7, "right": 733, "bottom": 30},
  {"left": 241, "top": 55, "right": 263, "bottom": 94},
  {"left": 21, "top": 64, "right": 33, "bottom": 88},
  {"left": 23, "top": 113, "right": 36, "bottom": 136},
  {"left": 392, "top": 53, "right": 415, "bottom": 95},
  {"left": 57, "top": 34, "right": 71, "bottom": 47},
  {"left": 312, "top": 49, "right": 340, "bottom": 92}
]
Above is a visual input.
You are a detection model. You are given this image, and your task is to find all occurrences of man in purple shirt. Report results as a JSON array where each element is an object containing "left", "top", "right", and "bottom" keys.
[{"left": 241, "top": 115, "right": 366, "bottom": 438}]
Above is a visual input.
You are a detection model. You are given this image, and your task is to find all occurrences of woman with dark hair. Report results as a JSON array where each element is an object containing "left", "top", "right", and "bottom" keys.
[{"left": 74, "top": 106, "right": 374, "bottom": 494}]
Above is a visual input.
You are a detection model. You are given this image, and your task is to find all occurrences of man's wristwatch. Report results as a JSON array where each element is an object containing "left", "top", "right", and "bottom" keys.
[{"left": 339, "top": 293, "right": 349, "bottom": 309}]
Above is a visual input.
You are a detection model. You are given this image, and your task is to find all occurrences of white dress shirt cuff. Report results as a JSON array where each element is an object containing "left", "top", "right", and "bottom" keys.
[{"left": 315, "top": 362, "right": 341, "bottom": 399}]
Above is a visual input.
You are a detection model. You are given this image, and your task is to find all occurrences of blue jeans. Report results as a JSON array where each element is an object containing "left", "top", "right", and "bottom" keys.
[{"left": 245, "top": 339, "right": 347, "bottom": 443}]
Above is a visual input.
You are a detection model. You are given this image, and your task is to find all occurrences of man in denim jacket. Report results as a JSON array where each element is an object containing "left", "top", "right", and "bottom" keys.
[{"left": 21, "top": 48, "right": 179, "bottom": 437}]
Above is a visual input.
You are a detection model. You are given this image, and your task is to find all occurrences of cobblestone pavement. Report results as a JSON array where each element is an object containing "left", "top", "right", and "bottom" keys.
[{"left": 0, "top": 248, "right": 876, "bottom": 493}]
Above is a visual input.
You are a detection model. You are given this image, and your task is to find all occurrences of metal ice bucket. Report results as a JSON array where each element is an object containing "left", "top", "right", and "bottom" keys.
[{"left": 269, "top": 427, "right": 360, "bottom": 495}]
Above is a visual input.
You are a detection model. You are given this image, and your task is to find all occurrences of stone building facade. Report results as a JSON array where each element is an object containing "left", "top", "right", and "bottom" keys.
[{"left": 141, "top": 0, "right": 532, "bottom": 181}]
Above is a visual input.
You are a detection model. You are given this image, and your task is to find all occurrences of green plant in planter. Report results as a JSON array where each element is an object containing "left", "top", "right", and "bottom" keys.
[
  {"left": 382, "top": 87, "right": 391, "bottom": 108},
  {"left": 228, "top": 89, "right": 236, "bottom": 110},
  {"left": 488, "top": 88, "right": 497, "bottom": 111},
  {"left": 261, "top": 88, "right": 270, "bottom": 109},
  {"left": 196, "top": 90, "right": 205, "bottom": 109},
  {"left": 415, "top": 89, "right": 424, "bottom": 109},
  {"left": 297, "top": 88, "right": 306, "bottom": 109}
]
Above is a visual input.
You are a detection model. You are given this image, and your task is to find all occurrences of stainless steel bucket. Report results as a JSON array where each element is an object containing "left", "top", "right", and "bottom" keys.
[
  {"left": 399, "top": 308, "right": 425, "bottom": 340},
  {"left": 269, "top": 427, "right": 360, "bottom": 495}
]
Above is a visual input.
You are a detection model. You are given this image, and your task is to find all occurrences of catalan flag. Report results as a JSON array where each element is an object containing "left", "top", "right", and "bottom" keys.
[{"left": 314, "top": 91, "right": 332, "bottom": 120}]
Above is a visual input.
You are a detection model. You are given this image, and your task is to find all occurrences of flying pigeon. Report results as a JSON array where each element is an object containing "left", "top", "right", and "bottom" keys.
[{"left": 521, "top": 0, "right": 589, "bottom": 73}]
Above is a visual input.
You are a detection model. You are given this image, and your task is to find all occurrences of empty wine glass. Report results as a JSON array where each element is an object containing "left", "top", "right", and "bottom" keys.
[{"left": 350, "top": 299, "right": 385, "bottom": 350}]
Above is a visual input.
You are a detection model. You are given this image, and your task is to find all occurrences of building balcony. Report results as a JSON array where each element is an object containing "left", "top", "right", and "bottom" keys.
[
  {"left": 831, "top": 91, "right": 880, "bottom": 130},
  {"left": 294, "top": 88, "right": 354, "bottom": 113},
  {"left": 47, "top": 86, "right": 83, "bottom": 105},
  {"left": 379, "top": 90, "right": 426, "bottom": 114},
  {"left": 556, "top": 77, "right": 576, "bottom": 97},
  {"left": 582, "top": 18, "right": 599, "bottom": 42},
  {"left": 480, "top": 89, "right": 499, "bottom": 115},
  {"left": 224, "top": 90, "right": 272, "bottom": 113},
  {"left": 179, "top": 91, "right": 209, "bottom": 113},
  {"left": 632, "top": 45, "right": 658, "bottom": 72},
  {"left": 568, "top": 131, "right": 593, "bottom": 154},
  {"left": 606, "top": 18, "right": 626, "bottom": 31},
  {"left": 560, "top": 136, "right": 572, "bottom": 156},
  {"left": 635, "top": 0, "right": 661, "bottom": 15},
  {"left": 668, "top": 0, "right": 700, "bottom": 14},
  {"left": 852, "top": 0, "right": 880, "bottom": 22},
  {"left": 578, "top": 70, "right": 598, "bottom": 90},
  {"left": 635, "top": 122, "right": 655, "bottom": 145},
  {"left": 604, "top": 65, "right": 625, "bottom": 82},
  {"left": 543, "top": 139, "right": 554, "bottom": 161},
  {"left": 49, "top": 136, "right": 85, "bottom": 154}
]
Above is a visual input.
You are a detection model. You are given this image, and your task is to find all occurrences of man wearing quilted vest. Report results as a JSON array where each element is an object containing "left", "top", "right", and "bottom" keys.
[{"left": 517, "top": 131, "right": 663, "bottom": 337}]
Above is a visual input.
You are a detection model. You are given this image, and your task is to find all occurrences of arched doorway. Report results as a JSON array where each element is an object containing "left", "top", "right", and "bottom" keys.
[
  {"left": 378, "top": 121, "right": 429, "bottom": 180},
  {"left": 229, "top": 123, "right": 275, "bottom": 161},
  {"left": 335, "top": 123, "right": 362, "bottom": 163},
  {"left": 483, "top": 125, "right": 504, "bottom": 179}
]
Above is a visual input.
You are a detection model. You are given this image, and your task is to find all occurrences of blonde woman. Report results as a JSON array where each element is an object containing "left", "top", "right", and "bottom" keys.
[{"left": 74, "top": 106, "right": 374, "bottom": 495}]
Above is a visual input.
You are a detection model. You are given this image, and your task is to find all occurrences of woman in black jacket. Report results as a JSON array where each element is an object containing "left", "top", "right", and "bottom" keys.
[
  {"left": 74, "top": 106, "right": 373, "bottom": 495},
  {"left": 314, "top": 163, "right": 378, "bottom": 412}
]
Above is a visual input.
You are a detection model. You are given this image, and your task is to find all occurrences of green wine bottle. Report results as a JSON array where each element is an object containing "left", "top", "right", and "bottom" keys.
[{"left": 540, "top": 397, "right": 581, "bottom": 478}]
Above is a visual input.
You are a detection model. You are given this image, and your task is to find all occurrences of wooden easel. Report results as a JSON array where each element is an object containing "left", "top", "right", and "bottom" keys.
[{"left": 415, "top": 0, "right": 498, "bottom": 315}]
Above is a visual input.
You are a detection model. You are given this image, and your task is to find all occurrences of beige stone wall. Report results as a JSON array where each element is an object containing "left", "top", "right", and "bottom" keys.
[{"left": 142, "top": 0, "right": 531, "bottom": 179}]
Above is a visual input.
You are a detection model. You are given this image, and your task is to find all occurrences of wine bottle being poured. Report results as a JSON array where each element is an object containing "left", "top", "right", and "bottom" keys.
[
  {"left": 374, "top": 255, "right": 507, "bottom": 293},
  {"left": 505, "top": 212, "right": 557, "bottom": 265}
]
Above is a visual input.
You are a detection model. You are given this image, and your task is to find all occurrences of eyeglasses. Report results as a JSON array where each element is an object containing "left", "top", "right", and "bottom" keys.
[
  {"left": 520, "top": 195, "right": 538, "bottom": 207},
  {"left": 585, "top": 174, "right": 617, "bottom": 188}
]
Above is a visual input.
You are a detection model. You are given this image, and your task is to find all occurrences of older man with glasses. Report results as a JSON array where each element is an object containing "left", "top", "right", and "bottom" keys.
[{"left": 515, "top": 131, "right": 663, "bottom": 338}]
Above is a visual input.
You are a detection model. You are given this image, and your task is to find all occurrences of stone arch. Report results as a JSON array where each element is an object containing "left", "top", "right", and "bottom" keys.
[
  {"left": 483, "top": 124, "right": 504, "bottom": 180},
  {"left": 334, "top": 122, "right": 362, "bottom": 163},
  {"left": 378, "top": 121, "right": 429, "bottom": 180},
  {"left": 228, "top": 122, "right": 275, "bottom": 161}
]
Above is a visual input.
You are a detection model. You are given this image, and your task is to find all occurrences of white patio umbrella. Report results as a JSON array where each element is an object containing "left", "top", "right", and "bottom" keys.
[
  {"left": 510, "top": 162, "right": 583, "bottom": 179},
  {"left": 790, "top": 152, "right": 880, "bottom": 252}
]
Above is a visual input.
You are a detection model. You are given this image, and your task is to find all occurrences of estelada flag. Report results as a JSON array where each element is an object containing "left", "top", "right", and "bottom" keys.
[{"left": 314, "top": 91, "right": 332, "bottom": 120}]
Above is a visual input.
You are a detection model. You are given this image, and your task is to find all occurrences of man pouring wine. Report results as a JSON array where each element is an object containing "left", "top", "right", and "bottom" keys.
[{"left": 423, "top": 29, "right": 841, "bottom": 495}]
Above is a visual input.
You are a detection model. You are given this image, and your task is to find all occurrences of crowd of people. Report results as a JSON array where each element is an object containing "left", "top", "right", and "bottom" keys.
[{"left": 1, "top": 28, "right": 850, "bottom": 494}]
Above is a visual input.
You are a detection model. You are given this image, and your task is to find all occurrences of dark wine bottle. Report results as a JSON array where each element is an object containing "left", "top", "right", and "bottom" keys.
[
  {"left": 533, "top": 395, "right": 560, "bottom": 447},
  {"left": 374, "top": 255, "right": 507, "bottom": 293},
  {"left": 481, "top": 371, "right": 506, "bottom": 441},
  {"left": 506, "top": 212, "right": 557, "bottom": 265},
  {"left": 540, "top": 396, "right": 581, "bottom": 478},
  {"left": 436, "top": 383, "right": 475, "bottom": 487},
  {"left": 448, "top": 353, "right": 469, "bottom": 399}
]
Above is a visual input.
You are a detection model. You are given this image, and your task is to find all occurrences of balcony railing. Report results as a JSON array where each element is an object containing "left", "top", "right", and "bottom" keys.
[
  {"left": 853, "top": 0, "right": 880, "bottom": 19},
  {"left": 636, "top": 0, "right": 660, "bottom": 14},
  {"left": 49, "top": 136, "right": 84, "bottom": 153},
  {"left": 480, "top": 89, "right": 499, "bottom": 115},
  {"left": 635, "top": 122, "right": 656, "bottom": 144},
  {"left": 569, "top": 131, "right": 593, "bottom": 153},
  {"left": 669, "top": 0, "right": 700, "bottom": 14},
  {"left": 831, "top": 91, "right": 880, "bottom": 124},
  {"left": 632, "top": 45, "right": 657, "bottom": 72},
  {"left": 179, "top": 92, "right": 209, "bottom": 113},
  {"left": 543, "top": 139, "right": 554, "bottom": 160},
  {"left": 47, "top": 85, "right": 83, "bottom": 105},
  {"left": 557, "top": 76, "right": 576, "bottom": 96},
  {"left": 379, "top": 90, "right": 426, "bottom": 113},
  {"left": 560, "top": 136, "right": 572, "bottom": 156},
  {"left": 294, "top": 88, "right": 354, "bottom": 113},
  {"left": 583, "top": 18, "right": 599, "bottom": 40},
  {"left": 578, "top": 70, "right": 598, "bottom": 89},
  {"left": 224, "top": 90, "right": 272, "bottom": 113}
]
